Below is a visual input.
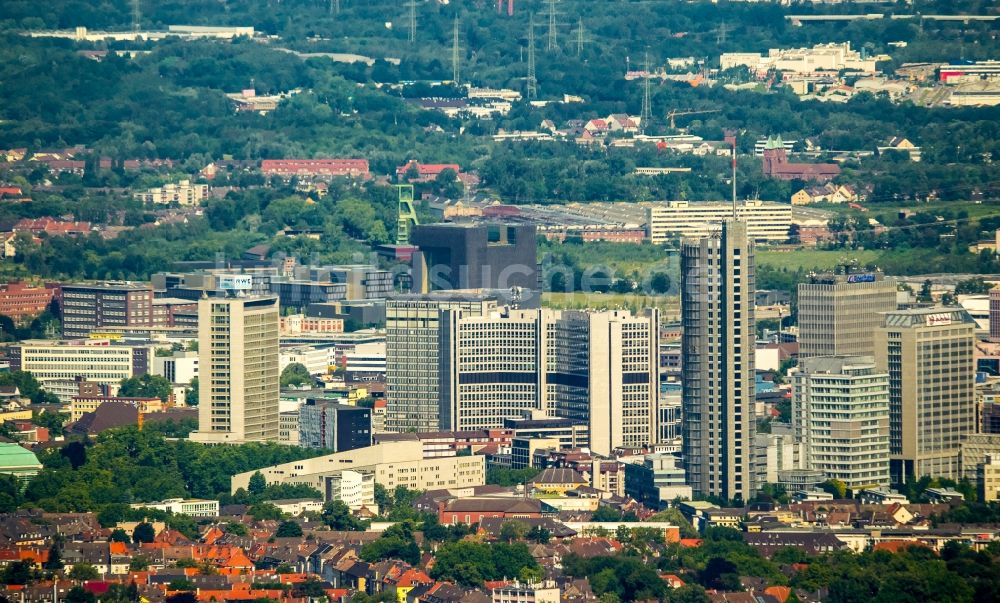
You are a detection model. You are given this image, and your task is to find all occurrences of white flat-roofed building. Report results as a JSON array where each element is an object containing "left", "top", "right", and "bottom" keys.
[
  {"left": 134, "top": 180, "right": 208, "bottom": 206},
  {"left": 722, "top": 42, "right": 876, "bottom": 75},
  {"left": 152, "top": 350, "right": 199, "bottom": 386},
  {"left": 230, "top": 440, "right": 484, "bottom": 497},
  {"left": 11, "top": 339, "right": 153, "bottom": 386},
  {"left": 646, "top": 200, "right": 791, "bottom": 243},
  {"left": 132, "top": 498, "right": 219, "bottom": 517},
  {"left": 794, "top": 355, "right": 891, "bottom": 489},
  {"left": 492, "top": 581, "right": 560, "bottom": 603}
]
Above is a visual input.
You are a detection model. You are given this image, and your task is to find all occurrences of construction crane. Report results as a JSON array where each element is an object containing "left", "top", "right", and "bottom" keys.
[{"left": 667, "top": 109, "right": 720, "bottom": 129}]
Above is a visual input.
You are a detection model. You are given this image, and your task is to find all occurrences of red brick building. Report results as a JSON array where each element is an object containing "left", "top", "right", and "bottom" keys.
[
  {"left": 762, "top": 147, "right": 840, "bottom": 182},
  {"left": 0, "top": 282, "right": 59, "bottom": 321},
  {"left": 261, "top": 159, "right": 370, "bottom": 180},
  {"left": 396, "top": 160, "right": 462, "bottom": 183},
  {"left": 438, "top": 497, "right": 546, "bottom": 525}
]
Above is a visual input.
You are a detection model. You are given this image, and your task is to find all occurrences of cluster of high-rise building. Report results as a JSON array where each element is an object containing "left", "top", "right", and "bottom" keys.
[{"left": 22, "top": 209, "right": 993, "bottom": 505}]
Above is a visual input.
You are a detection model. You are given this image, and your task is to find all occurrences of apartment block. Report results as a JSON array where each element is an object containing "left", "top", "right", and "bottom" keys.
[
  {"left": 681, "top": 220, "right": 756, "bottom": 501},
  {"left": 60, "top": 282, "right": 154, "bottom": 338},
  {"left": 798, "top": 268, "right": 897, "bottom": 358},
  {"left": 874, "top": 308, "right": 977, "bottom": 482},
  {"left": 190, "top": 296, "right": 281, "bottom": 444},
  {"left": 646, "top": 200, "right": 791, "bottom": 244},
  {"left": 0, "top": 282, "right": 58, "bottom": 321},
  {"left": 793, "top": 356, "right": 890, "bottom": 489},
  {"left": 134, "top": 180, "right": 208, "bottom": 206}
]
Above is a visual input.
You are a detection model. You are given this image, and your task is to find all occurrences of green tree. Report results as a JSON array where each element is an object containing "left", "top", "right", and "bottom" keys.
[
  {"left": 118, "top": 374, "right": 173, "bottom": 401},
  {"left": 248, "top": 471, "right": 267, "bottom": 496},
  {"left": 321, "top": 500, "right": 366, "bottom": 531},
  {"left": 68, "top": 563, "right": 100, "bottom": 581},
  {"left": 185, "top": 377, "right": 199, "bottom": 406},
  {"left": 132, "top": 522, "right": 155, "bottom": 544},
  {"left": 819, "top": 479, "right": 848, "bottom": 499},
  {"left": 248, "top": 503, "right": 284, "bottom": 521},
  {"left": 499, "top": 520, "right": 529, "bottom": 543},
  {"left": 275, "top": 520, "right": 303, "bottom": 538},
  {"left": 65, "top": 586, "right": 96, "bottom": 603},
  {"left": 44, "top": 544, "right": 64, "bottom": 570},
  {"left": 280, "top": 363, "right": 313, "bottom": 387},
  {"left": 1, "top": 560, "right": 35, "bottom": 585}
]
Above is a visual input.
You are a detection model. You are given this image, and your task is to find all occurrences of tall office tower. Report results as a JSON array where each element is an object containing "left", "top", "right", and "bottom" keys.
[
  {"left": 990, "top": 285, "right": 1000, "bottom": 343},
  {"left": 797, "top": 267, "right": 897, "bottom": 359},
  {"left": 585, "top": 309, "right": 660, "bottom": 456},
  {"left": 410, "top": 223, "right": 538, "bottom": 293},
  {"left": 60, "top": 282, "right": 153, "bottom": 338},
  {"left": 385, "top": 292, "right": 498, "bottom": 432},
  {"left": 793, "top": 356, "right": 891, "bottom": 489},
  {"left": 874, "top": 308, "right": 976, "bottom": 482},
  {"left": 440, "top": 308, "right": 543, "bottom": 432},
  {"left": 438, "top": 307, "right": 659, "bottom": 455},
  {"left": 189, "top": 295, "right": 281, "bottom": 443},
  {"left": 681, "top": 220, "right": 756, "bottom": 502}
]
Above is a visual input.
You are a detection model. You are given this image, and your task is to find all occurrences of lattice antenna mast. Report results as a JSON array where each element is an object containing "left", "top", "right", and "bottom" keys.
[
  {"left": 640, "top": 51, "right": 652, "bottom": 133},
  {"left": 527, "top": 14, "right": 538, "bottom": 99},
  {"left": 575, "top": 17, "right": 584, "bottom": 56},
  {"left": 452, "top": 16, "right": 461, "bottom": 84},
  {"left": 405, "top": 0, "right": 417, "bottom": 43},
  {"left": 546, "top": 0, "right": 558, "bottom": 51},
  {"left": 330, "top": 0, "right": 340, "bottom": 15},
  {"left": 132, "top": 0, "right": 141, "bottom": 32}
]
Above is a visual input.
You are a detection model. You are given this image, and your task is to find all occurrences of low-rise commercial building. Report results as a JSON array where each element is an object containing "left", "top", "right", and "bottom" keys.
[
  {"left": 230, "top": 440, "right": 485, "bottom": 498},
  {"left": 10, "top": 339, "right": 152, "bottom": 386},
  {"left": 298, "top": 400, "right": 372, "bottom": 451}
]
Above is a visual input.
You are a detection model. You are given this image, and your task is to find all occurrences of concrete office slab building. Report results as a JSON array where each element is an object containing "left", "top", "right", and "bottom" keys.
[
  {"left": 798, "top": 268, "right": 897, "bottom": 359},
  {"left": 190, "top": 295, "right": 281, "bottom": 444},
  {"left": 875, "top": 308, "right": 976, "bottom": 482}
]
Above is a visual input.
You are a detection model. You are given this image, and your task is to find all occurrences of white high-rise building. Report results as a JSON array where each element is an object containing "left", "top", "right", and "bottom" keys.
[
  {"left": 439, "top": 307, "right": 660, "bottom": 456},
  {"left": 793, "top": 356, "right": 890, "bottom": 489},
  {"left": 681, "top": 220, "right": 756, "bottom": 501},
  {"left": 189, "top": 295, "right": 281, "bottom": 444}
]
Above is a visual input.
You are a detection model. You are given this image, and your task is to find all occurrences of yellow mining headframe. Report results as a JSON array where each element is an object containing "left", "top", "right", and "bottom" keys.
[{"left": 396, "top": 184, "right": 419, "bottom": 246}]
